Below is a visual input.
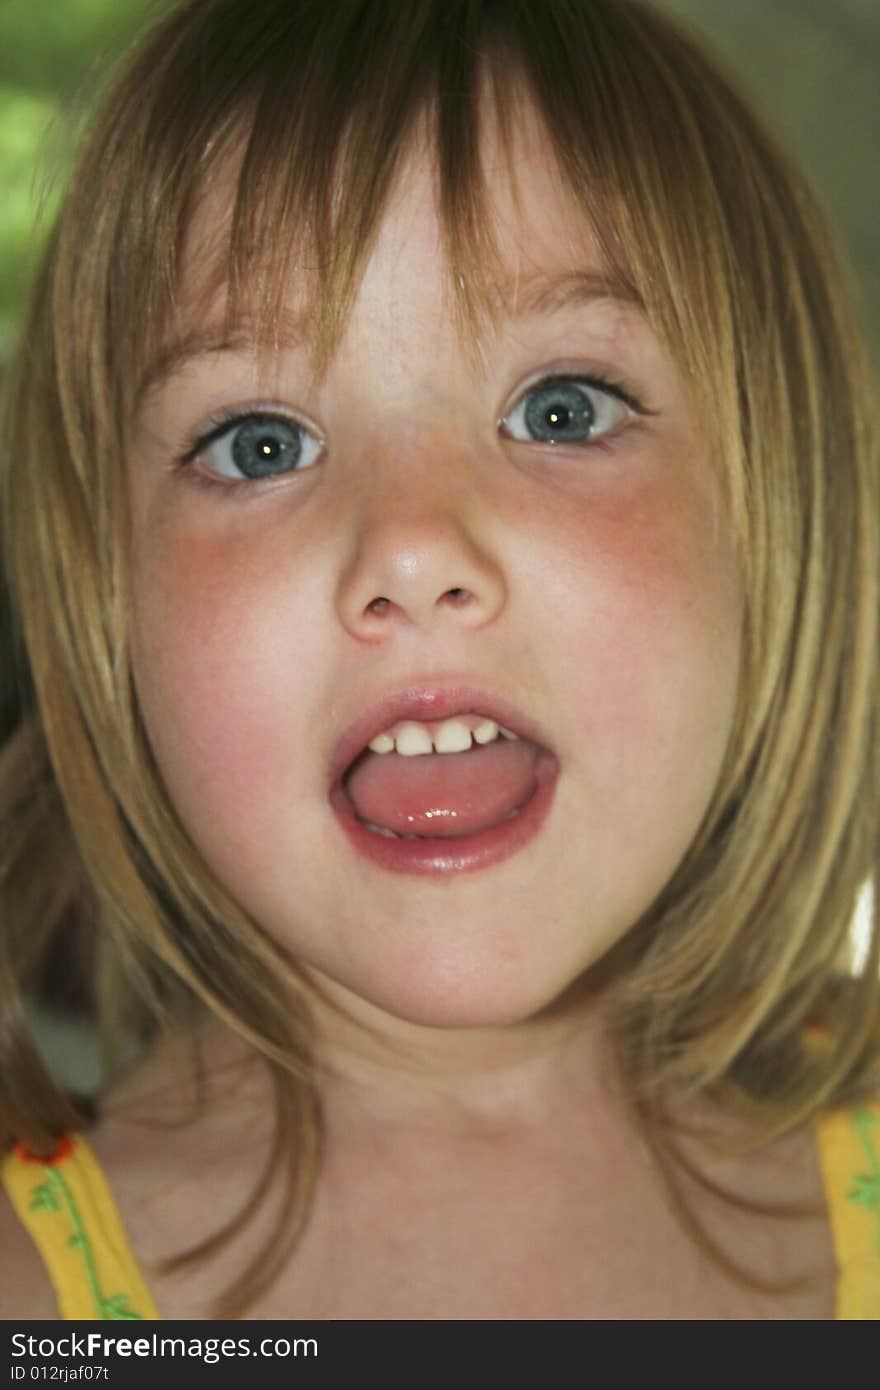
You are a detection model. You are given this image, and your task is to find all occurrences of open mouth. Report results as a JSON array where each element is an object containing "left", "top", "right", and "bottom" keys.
[
  {"left": 327, "top": 697, "right": 560, "bottom": 874},
  {"left": 340, "top": 734, "right": 543, "bottom": 841}
]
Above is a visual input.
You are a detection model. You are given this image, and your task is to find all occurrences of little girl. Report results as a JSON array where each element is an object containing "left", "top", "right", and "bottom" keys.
[{"left": 1, "top": 0, "right": 878, "bottom": 1321}]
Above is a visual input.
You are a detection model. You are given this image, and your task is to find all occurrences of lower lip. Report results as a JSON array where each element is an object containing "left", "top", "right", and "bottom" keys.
[{"left": 329, "top": 748, "right": 560, "bottom": 876}]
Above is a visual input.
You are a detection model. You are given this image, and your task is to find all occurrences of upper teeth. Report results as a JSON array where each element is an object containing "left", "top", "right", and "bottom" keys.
[{"left": 368, "top": 715, "right": 519, "bottom": 756}]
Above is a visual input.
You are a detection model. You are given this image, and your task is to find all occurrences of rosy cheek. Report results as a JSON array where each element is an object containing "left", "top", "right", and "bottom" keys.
[
  {"left": 131, "top": 527, "right": 303, "bottom": 828},
  {"left": 547, "top": 473, "right": 740, "bottom": 803}
]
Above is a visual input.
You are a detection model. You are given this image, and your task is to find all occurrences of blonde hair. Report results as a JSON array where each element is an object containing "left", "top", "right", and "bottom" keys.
[{"left": 1, "top": 0, "right": 877, "bottom": 1316}]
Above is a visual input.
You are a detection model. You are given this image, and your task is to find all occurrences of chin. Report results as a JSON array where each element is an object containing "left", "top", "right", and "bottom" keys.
[{"left": 318, "top": 940, "right": 603, "bottom": 1033}]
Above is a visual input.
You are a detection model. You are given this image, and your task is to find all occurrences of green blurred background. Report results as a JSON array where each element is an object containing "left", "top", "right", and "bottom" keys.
[
  {"left": 0, "top": 0, "right": 163, "bottom": 358},
  {"left": 0, "top": 0, "right": 878, "bottom": 363}
]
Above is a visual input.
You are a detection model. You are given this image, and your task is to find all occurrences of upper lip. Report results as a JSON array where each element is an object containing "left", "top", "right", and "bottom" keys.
[{"left": 329, "top": 680, "right": 556, "bottom": 788}]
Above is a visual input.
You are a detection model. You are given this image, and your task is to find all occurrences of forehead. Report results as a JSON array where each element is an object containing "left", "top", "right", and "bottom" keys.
[{"left": 169, "top": 94, "right": 634, "bottom": 365}]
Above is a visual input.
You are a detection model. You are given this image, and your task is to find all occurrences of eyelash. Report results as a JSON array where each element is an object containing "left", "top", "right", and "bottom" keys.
[
  {"left": 176, "top": 371, "right": 650, "bottom": 493},
  {"left": 501, "top": 371, "right": 647, "bottom": 448},
  {"left": 176, "top": 406, "right": 312, "bottom": 496},
  {"left": 540, "top": 371, "right": 642, "bottom": 413},
  {"left": 178, "top": 407, "right": 294, "bottom": 466}
]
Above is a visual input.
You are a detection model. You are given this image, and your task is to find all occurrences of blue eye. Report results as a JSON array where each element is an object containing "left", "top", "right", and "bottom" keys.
[
  {"left": 502, "top": 375, "right": 633, "bottom": 446},
  {"left": 191, "top": 412, "right": 323, "bottom": 481}
]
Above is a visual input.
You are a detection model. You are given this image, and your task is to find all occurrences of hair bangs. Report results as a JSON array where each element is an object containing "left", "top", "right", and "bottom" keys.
[{"left": 90, "top": 0, "right": 766, "bottom": 428}]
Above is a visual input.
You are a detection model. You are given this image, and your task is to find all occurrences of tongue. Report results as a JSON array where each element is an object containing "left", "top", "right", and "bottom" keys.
[{"left": 344, "top": 739, "right": 539, "bottom": 838}]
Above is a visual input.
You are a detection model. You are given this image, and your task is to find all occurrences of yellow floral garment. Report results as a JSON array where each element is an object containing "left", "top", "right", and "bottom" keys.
[
  {"left": 817, "top": 1104, "right": 880, "bottom": 1318},
  {"left": 2, "top": 1105, "right": 879, "bottom": 1319},
  {"left": 2, "top": 1134, "right": 160, "bottom": 1320}
]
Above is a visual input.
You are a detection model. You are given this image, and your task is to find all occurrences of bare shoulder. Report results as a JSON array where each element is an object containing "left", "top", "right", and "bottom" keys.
[
  {"left": 669, "top": 1094, "right": 839, "bottom": 1314},
  {"left": 0, "top": 1175, "right": 59, "bottom": 1320},
  {"left": 83, "top": 1027, "right": 276, "bottom": 1319}
]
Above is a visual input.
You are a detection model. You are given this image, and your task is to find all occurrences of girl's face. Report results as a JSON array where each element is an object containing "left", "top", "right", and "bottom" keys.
[{"left": 129, "top": 106, "right": 743, "bottom": 1030}]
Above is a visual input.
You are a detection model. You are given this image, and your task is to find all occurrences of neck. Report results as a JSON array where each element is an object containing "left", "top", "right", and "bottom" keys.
[
  {"left": 116, "top": 953, "right": 637, "bottom": 1148},
  {"left": 300, "top": 966, "right": 628, "bottom": 1139}
]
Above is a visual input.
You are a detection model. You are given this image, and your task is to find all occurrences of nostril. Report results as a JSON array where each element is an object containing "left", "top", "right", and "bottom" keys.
[{"left": 368, "top": 590, "right": 468, "bottom": 614}]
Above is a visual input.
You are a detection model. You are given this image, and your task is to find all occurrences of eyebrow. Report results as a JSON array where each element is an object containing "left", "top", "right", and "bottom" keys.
[
  {"left": 133, "top": 308, "right": 311, "bottom": 416},
  {"left": 134, "top": 269, "right": 645, "bottom": 413},
  {"left": 498, "top": 268, "right": 644, "bottom": 318}
]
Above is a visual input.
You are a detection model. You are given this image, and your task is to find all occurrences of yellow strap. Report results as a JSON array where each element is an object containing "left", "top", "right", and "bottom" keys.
[
  {"left": 816, "top": 1103, "right": 880, "bottom": 1320},
  {"left": 1, "top": 1135, "right": 161, "bottom": 1320}
]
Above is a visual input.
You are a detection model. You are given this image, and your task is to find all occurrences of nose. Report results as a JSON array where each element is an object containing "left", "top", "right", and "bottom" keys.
[{"left": 334, "top": 451, "right": 507, "bottom": 641}]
